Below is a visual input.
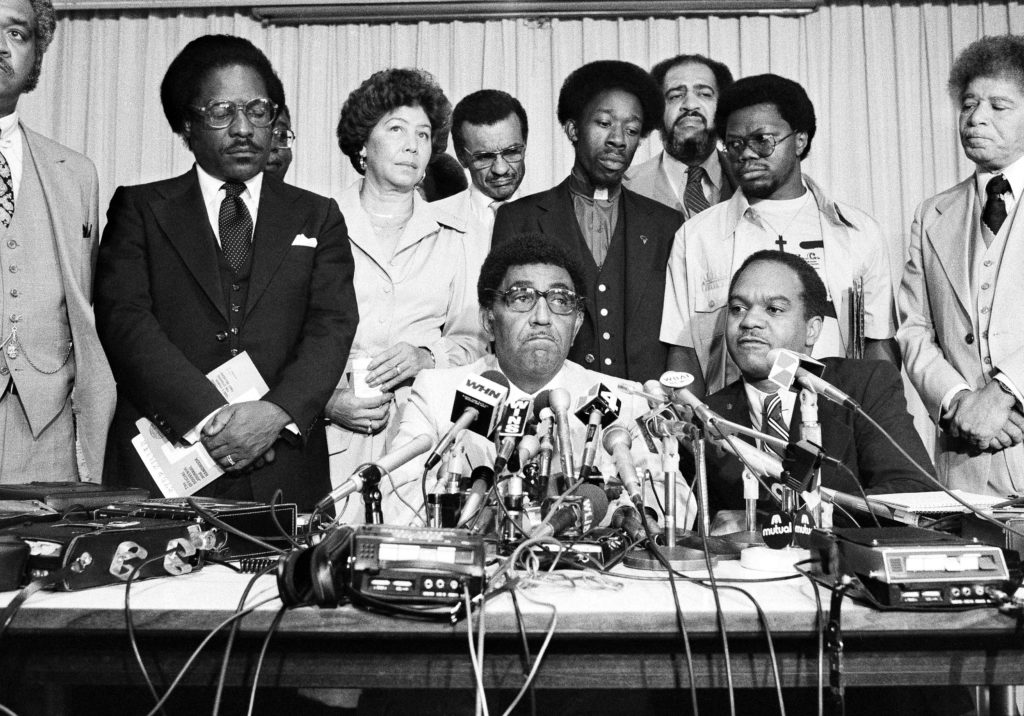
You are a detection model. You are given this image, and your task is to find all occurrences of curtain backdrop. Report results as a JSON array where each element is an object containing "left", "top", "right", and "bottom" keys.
[{"left": 20, "top": 1, "right": 1024, "bottom": 447}]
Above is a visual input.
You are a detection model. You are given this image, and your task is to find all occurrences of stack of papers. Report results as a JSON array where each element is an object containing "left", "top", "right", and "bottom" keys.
[{"left": 868, "top": 490, "right": 1007, "bottom": 514}]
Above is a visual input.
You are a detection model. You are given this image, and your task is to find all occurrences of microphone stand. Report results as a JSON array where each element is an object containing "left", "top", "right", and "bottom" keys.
[
  {"left": 361, "top": 471, "right": 384, "bottom": 525},
  {"left": 626, "top": 425, "right": 726, "bottom": 571}
]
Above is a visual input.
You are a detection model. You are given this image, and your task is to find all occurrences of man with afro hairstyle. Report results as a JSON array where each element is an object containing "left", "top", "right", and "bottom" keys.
[{"left": 492, "top": 60, "right": 682, "bottom": 384}]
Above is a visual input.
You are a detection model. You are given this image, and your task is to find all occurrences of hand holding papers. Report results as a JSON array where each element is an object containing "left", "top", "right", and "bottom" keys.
[{"left": 132, "top": 352, "right": 274, "bottom": 497}]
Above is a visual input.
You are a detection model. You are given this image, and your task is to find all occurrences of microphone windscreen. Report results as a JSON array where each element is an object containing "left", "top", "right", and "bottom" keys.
[
  {"left": 575, "top": 482, "right": 610, "bottom": 525},
  {"left": 532, "top": 389, "right": 551, "bottom": 414},
  {"left": 469, "top": 465, "right": 494, "bottom": 486}
]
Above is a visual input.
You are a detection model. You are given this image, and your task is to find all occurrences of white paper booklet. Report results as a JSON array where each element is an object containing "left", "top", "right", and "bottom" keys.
[
  {"left": 868, "top": 490, "right": 1007, "bottom": 514},
  {"left": 132, "top": 352, "right": 270, "bottom": 497}
]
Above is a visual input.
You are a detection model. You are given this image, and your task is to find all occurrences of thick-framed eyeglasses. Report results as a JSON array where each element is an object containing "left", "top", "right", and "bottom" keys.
[
  {"left": 272, "top": 128, "right": 296, "bottom": 149},
  {"left": 723, "top": 131, "right": 796, "bottom": 161},
  {"left": 189, "top": 98, "right": 278, "bottom": 129},
  {"left": 466, "top": 144, "right": 526, "bottom": 170},
  {"left": 488, "top": 286, "right": 583, "bottom": 315}
]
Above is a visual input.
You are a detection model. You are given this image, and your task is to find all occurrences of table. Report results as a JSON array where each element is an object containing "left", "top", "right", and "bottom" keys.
[{"left": 1, "top": 558, "right": 1022, "bottom": 713}]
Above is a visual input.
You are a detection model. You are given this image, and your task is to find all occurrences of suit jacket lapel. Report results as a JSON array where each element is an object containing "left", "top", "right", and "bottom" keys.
[
  {"left": 927, "top": 177, "right": 974, "bottom": 317},
  {"left": 23, "top": 129, "right": 82, "bottom": 290},
  {"left": 152, "top": 169, "right": 226, "bottom": 320},
  {"left": 246, "top": 178, "right": 296, "bottom": 318}
]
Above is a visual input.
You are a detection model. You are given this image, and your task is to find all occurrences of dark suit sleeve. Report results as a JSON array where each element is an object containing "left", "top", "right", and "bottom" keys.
[
  {"left": 850, "top": 360, "right": 936, "bottom": 494},
  {"left": 95, "top": 186, "right": 227, "bottom": 440},
  {"left": 263, "top": 198, "right": 358, "bottom": 436},
  {"left": 491, "top": 202, "right": 526, "bottom": 247}
]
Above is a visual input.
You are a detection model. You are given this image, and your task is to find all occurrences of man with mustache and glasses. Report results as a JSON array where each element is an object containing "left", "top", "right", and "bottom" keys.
[
  {"left": 95, "top": 35, "right": 358, "bottom": 510},
  {"left": 626, "top": 53, "right": 738, "bottom": 219},
  {"left": 432, "top": 89, "right": 529, "bottom": 274},
  {"left": 899, "top": 35, "right": 1024, "bottom": 498},
  {"left": 661, "top": 73, "right": 897, "bottom": 398},
  {"left": 0, "top": 0, "right": 114, "bottom": 484},
  {"left": 492, "top": 61, "right": 682, "bottom": 384}
]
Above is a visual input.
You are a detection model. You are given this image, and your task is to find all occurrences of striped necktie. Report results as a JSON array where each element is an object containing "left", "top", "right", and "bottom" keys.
[
  {"left": 683, "top": 165, "right": 711, "bottom": 216},
  {"left": 219, "top": 181, "right": 253, "bottom": 272},
  {"left": 0, "top": 151, "right": 14, "bottom": 229},
  {"left": 761, "top": 392, "right": 788, "bottom": 459}
]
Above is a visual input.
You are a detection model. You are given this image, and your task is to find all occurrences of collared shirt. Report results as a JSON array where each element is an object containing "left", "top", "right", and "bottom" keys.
[
  {"left": 974, "top": 153, "right": 1024, "bottom": 217},
  {"left": 661, "top": 149, "right": 725, "bottom": 210},
  {"left": 661, "top": 175, "right": 894, "bottom": 394},
  {"left": 568, "top": 166, "right": 621, "bottom": 268},
  {"left": 195, "top": 163, "right": 263, "bottom": 247},
  {"left": 0, "top": 112, "right": 23, "bottom": 199}
]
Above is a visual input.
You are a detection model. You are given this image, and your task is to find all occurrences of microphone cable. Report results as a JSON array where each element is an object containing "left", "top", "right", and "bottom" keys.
[
  {"left": 245, "top": 604, "right": 288, "bottom": 716},
  {"left": 212, "top": 562, "right": 278, "bottom": 716}
]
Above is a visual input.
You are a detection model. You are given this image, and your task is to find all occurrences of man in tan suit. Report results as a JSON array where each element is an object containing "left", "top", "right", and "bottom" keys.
[
  {"left": 899, "top": 35, "right": 1024, "bottom": 496},
  {"left": 0, "top": 0, "right": 114, "bottom": 483}
]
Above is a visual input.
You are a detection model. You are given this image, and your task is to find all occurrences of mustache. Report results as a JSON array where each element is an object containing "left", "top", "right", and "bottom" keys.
[
  {"left": 226, "top": 139, "right": 264, "bottom": 153},
  {"left": 673, "top": 109, "right": 707, "bottom": 128},
  {"left": 0, "top": 60, "right": 13, "bottom": 78}
]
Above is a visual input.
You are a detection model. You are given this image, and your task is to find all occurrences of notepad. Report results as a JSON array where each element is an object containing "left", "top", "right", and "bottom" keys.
[{"left": 868, "top": 490, "right": 1008, "bottom": 514}]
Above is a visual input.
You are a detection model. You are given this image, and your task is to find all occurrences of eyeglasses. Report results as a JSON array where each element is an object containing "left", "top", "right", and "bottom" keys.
[
  {"left": 189, "top": 98, "right": 278, "bottom": 129},
  {"left": 723, "top": 131, "right": 796, "bottom": 161},
  {"left": 272, "top": 128, "right": 296, "bottom": 149},
  {"left": 466, "top": 144, "right": 525, "bottom": 170},
  {"left": 488, "top": 286, "right": 583, "bottom": 315}
]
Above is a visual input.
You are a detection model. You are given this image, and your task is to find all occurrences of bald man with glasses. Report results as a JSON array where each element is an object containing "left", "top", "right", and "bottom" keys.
[{"left": 661, "top": 73, "right": 897, "bottom": 397}]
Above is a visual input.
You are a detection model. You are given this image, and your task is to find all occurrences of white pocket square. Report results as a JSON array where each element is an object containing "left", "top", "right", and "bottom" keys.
[{"left": 292, "top": 234, "right": 317, "bottom": 248}]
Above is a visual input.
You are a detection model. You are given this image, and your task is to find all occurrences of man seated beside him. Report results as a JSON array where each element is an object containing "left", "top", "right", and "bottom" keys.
[
  {"left": 701, "top": 249, "right": 933, "bottom": 527},
  {"left": 377, "top": 232, "right": 689, "bottom": 527}
]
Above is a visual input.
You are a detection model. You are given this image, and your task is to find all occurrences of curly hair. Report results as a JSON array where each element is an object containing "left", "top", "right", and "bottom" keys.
[
  {"left": 478, "top": 233, "right": 586, "bottom": 310},
  {"left": 650, "top": 54, "right": 734, "bottom": 96},
  {"left": 730, "top": 249, "right": 829, "bottom": 322},
  {"left": 22, "top": 0, "right": 56, "bottom": 94},
  {"left": 949, "top": 35, "right": 1024, "bottom": 100},
  {"left": 451, "top": 89, "right": 529, "bottom": 156},
  {"left": 160, "top": 35, "right": 285, "bottom": 139},
  {"left": 556, "top": 60, "right": 663, "bottom": 137},
  {"left": 715, "top": 73, "right": 816, "bottom": 160},
  {"left": 336, "top": 68, "right": 453, "bottom": 175}
]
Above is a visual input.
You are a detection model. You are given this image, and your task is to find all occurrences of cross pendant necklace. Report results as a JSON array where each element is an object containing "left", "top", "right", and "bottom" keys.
[{"left": 755, "top": 191, "right": 812, "bottom": 252}]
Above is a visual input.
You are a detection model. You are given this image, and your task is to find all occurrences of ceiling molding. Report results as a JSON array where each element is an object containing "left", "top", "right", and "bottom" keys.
[{"left": 54, "top": 0, "right": 823, "bottom": 23}]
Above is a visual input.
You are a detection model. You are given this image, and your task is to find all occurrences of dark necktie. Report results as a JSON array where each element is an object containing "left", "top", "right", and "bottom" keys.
[
  {"left": 982, "top": 174, "right": 1010, "bottom": 237},
  {"left": 0, "top": 151, "right": 14, "bottom": 229},
  {"left": 219, "top": 182, "right": 253, "bottom": 271},
  {"left": 684, "top": 165, "right": 711, "bottom": 216},
  {"left": 761, "top": 392, "right": 788, "bottom": 459}
]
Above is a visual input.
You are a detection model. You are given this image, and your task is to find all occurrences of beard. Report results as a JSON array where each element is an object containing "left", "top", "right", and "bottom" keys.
[{"left": 663, "top": 113, "right": 717, "bottom": 165}]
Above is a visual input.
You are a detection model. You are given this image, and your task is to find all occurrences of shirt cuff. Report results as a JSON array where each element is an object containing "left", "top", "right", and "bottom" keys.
[
  {"left": 183, "top": 408, "right": 222, "bottom": 445},
  {"left": 994, "top": 371, "right": 1024, "bottom": 409},
  {"left": 940, "top": 384, "right": 973, "bottom": 417}
]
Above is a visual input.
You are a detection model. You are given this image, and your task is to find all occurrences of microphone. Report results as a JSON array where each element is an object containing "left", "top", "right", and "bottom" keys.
[
  {"left": 766, "top": 349, "right": 858, "bottom": 410},
  {"left": 667, "top": 383, "right": 790, "bottom": 454},
  {"left": 642, "top": 380, "right": 669, "bottom": 409},
  {"left": 610, "top": 503, "right": 663, "bottom": 543},
  {"left": 534, "top": 417, "right": 554, "bottom": 495},
  {"left": 492, "top": 398, "right": 533, "bottom": 474},
  {"left": 574, "top": 384, "right": 621, "bottom": 482},
  {"left": 601, "top": 424, "right": 643, "bottom": 505},
  {"left": 530, "top": 482, "right": 609, "bottom": 539},
  {"left": 819, "top": 486, "right": 920, "bottom": 526},
  {"left": 548, "top": 387, "right": 576, "bottom": 481},
  {"left": 457, "top": 465, "right": 496, "bottom": 527},
  {"left": 712, "top": 434, "right": 785, "bottom": 480},
  {"left": 316, "top": 433, "right": 432, "bottom": 511},
  {"left": 515, "top": 434, "right": 541, "bottom": 473},
  {"left": 424, "top": 370, "right": 509, "bottom": 470}
]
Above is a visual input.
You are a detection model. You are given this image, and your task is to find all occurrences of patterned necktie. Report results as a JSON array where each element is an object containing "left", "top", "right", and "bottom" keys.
[
  {"left": 219, "top": 182, "right": 253, "bottom": 272},
  {"left": 761, "top": 392, "right": 789, "bottom": 459},
  {"left": 683, "top": 165, "right": 711, "bottom": 216},
  {"left": 0, "top": 151, "right": 14, "bottom": 229},
  {"left": 982, "top": 174, "right": 1010, "bottom": 237}
]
